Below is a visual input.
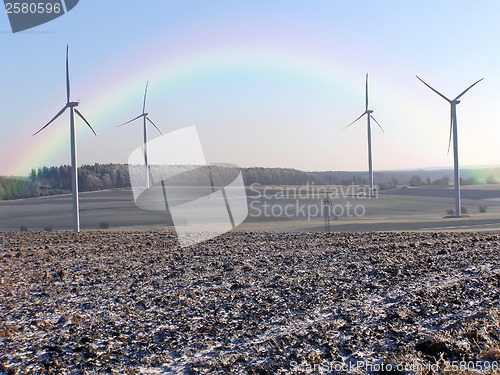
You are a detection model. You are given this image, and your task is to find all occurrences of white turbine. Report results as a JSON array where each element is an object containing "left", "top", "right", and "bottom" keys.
[
  {"left": 33, "top": 45, "right": 96, "bottom": 233},
  {"left": 345, "top": 73, "right": 384, "bottom": 198},
  {"left": 118, "top": 82, "right": 162, "bottom": 189},
  {"left": 416, "top": 76, "right": 483, "bottom": 217}
]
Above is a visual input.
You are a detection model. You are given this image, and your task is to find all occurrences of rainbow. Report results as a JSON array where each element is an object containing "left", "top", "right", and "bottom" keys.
[{"left": 4, "top": 38, "right": 409, "bottom": 176}]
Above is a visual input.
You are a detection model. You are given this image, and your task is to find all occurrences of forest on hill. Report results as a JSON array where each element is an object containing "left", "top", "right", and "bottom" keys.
[{"left": 0, "top": 163, "right": 498, "bottom": 201}]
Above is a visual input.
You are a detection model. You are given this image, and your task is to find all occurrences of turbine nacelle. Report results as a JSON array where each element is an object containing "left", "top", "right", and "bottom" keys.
[
  {"left": 416, "top": 75, "right": 483, "bottom": 155},
  {"left": 33, "top": 46, "right": 95, "bottom": 138},
  {"left": 367, "top": 109, "right": 374, "bottom": 114},
  {"left": 117, "top": 82, "right": 162, "bottom": 135},
  {"left": 416, "top": 76, "right": 483, "bottom": 106}
]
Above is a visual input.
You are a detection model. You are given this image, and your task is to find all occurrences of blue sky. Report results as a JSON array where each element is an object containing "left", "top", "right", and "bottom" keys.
[{"left": 1, "top": 1, "right": 499, "bottom": 176}]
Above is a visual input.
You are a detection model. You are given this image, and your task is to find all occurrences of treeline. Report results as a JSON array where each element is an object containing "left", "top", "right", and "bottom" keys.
[
  {"left": 0, "top": 177, "right": 39, "bottom": 200},
  {"left": 28, "top": 164, "right": 131, "bottom": 193},
  {"left": 0, "top": 164, "right": 380, "bottom": 201},
  {"left": 312, "top": 168, "right": 499, "bottom": 187},
  {"left": 242, "top": 167, "right": 325, "bottom": 186},
  {"left": 0, "top": 163, "right": 498, "bottom": 201},
  {"left": 408, "top": 174, "right": 497, "bottom": 187},
  {"left": 3, "top": 164, "right": 327, "bottom": 200},
  {"left": 0, "top": 164, "right": 131, "bottom": 200}
]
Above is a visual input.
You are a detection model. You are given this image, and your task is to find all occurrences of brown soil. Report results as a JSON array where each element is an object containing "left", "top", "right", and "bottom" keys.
[{"left": 1, "top": 231, "right": 499, "bottom": 374}]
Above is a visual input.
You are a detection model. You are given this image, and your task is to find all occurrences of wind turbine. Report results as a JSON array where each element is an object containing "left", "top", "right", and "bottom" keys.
[
  {"left": 34, "top": 45, "right": 96, "bottom": 233},
  {"left": 118, "top": 81, "right": 162, "bottom": 189},
  {"left": 416, "top": 76, "right": 483, "bottom": 217},
  {"left": 345, "top": 73, "right": 384, "bottom": 198}
]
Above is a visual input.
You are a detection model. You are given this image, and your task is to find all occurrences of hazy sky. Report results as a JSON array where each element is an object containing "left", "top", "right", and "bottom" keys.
[{"left": 1, "top": 1, "right": 499, "bottom": 176}]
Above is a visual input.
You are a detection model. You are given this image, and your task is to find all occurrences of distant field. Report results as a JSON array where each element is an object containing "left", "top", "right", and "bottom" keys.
[
  {"left": 381, "top": 185, "right": 500, "bottom": 200},
  {"left": 0, "top": 189, "right": 173, "bottom": 231},
  {"left": 1, "top": 186, "right": 500, "bottom": 232}
]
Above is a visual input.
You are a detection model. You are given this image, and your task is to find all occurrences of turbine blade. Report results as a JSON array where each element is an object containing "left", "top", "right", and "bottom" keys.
[
  {"left": 454, "top": 78, "right": 484, "bottom": 101},
  {"left": 416, "top": 75, "right": 451, "bottom": 102},
  {"left": 74, "top": 108, "right": 97, "bottom": 136},
  {"left": 447, "top": 107, "right": 453, "bottom": 155},
  {"left": 146, "top": 117, "right": 163, "bottom": 135},
  {"left": 370, "top": 115, "right": 384, "bottom": 133},
  {"left": 344, "top": 112, "right": 367, "bottom": 129},
  {"left": 365, "top": 73, "right": 369, "bottom": 111},
  {"left": 143, "top": 81, "right": 149, "bottom": 113},
  {"left": 33, "top": 105, "right": 68, "bottom": 136},
  {"left": 66, "top": 45, "right": 70, "bottom": 102},
  {"left": 117, "top": 113, "right": 145, "bottom": 127}
]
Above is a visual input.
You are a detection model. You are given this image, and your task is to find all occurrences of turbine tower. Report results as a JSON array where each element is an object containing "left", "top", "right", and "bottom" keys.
[
  {"left": 416, "top": 76, "right": 483, "bottom": 217},
  {"left": 118, "top": 82, "right": 162, "bottom": 189},
  {"left": 345, "top": 73, "right": 384, "bottom": 198},
  {"left": 34, "top": 45, "right": 96, "bottom": 233}
]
